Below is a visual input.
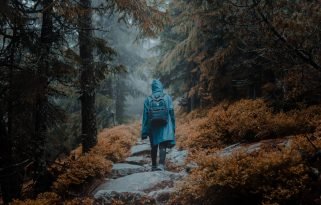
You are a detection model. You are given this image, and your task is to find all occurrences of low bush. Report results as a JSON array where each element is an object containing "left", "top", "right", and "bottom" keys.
[
  {"left": 176, "top": 100, "right": 321, "bottom": 151},
  {"left": 170, "top": 134, "right": 321, "bottom": 205},
  {"left": 172, "top": 100, "right": 321, "bottom": 205},
  {"left": 14, "top": 123, "right": 139, "bottom": 204},
  {"left": 12, "top": 192, "right": 61, "bottom": 205},
  {"left": 52, "top": 153, "right": 112, "bottom": 194},
  {"left": 51, "top": 123, "right": 138, "bottom": 194},
  {"left": 12, "top": 193, "right": 94, "bottom": 205}
]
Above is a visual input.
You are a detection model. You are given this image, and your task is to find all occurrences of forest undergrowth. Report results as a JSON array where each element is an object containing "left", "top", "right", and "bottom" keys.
[
  {"left": 11, "top": 123, "right": 140, "bottom": 205},
  {"left": 170, "top": 99, "right": 321, "bottom": 205},
  {"left": 10, "top": 99, "right": 321, "bottom": 205}
]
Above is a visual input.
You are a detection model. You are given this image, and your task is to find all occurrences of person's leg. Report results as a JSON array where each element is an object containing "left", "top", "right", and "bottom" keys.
[
  {"left": 158, "top": 142, "right": 167, "bottom": 170},
  {"left": 151, "top": 144, "right": 158, "bottom": 171}
]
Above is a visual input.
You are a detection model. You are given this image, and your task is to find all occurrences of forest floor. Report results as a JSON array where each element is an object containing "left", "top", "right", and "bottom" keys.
[
  {"left": 11, "top": 100, "right": 321, "bottom": 205},
  {"left": 92, "top": 137, "right": 188, "bottom": 204}
]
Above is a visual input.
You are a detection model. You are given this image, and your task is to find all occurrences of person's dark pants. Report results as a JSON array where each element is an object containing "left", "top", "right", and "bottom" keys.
[{"left": 150, "top": 142, "right": 167, "bottom": 168}]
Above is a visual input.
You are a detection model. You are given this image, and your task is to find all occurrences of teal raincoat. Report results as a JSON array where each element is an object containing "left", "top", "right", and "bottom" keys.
[{"left": 141, "top": 80, "right": 176, "bottom": 147}]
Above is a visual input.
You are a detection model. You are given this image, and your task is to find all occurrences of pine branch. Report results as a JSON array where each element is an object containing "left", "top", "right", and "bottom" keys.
[{"left": 254, "top": 3, "right": 321, "bottom": 72}]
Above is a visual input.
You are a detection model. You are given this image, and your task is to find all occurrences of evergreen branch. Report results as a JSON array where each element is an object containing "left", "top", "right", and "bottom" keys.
[{"left": 253, "top": 1, "right": 321, "bottom": 72}]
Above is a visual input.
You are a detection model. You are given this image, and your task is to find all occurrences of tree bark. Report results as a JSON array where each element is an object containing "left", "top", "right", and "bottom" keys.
[
  {"left": 33, "top": 0, "right": 53, "bottom": 193},
  {"left": 78, "top": 0, "right": 97, "bottom": 153},
  {"left": 115, "top": 74, "right": 126, "bottom": 124},
  {"left": 0, "top": 17, "right": 24, "bottom": 205}
]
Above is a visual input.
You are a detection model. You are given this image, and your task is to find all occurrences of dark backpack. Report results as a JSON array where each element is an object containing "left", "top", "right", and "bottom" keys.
[{"left": 148, "top": 93, "right": 168, "bottom": 126}]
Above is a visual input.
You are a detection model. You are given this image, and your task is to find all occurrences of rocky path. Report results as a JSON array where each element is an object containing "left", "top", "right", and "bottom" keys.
[{"left": 93, "top": 139, "right": 188, "bottom": 205}]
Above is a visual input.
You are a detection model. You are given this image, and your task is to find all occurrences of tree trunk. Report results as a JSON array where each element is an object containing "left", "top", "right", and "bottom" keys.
[
  {"left": 115, "top": 74, "right": 125, "bottom": 124},
  {"left": 33, "top": 0, "right": 53, "bottom": 193},
  {"left": 78, "top": 0, "right": 97, "bottom": 153},
  {"left": 0, "top": 17, "right": 26, "bottom": 204}
]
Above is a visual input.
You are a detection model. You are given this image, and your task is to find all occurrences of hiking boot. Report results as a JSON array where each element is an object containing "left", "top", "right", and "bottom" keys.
[
  {"left": 158, "top": 164, "right": 165, "bottom": 171},
  {"left": 151, "top": 166, "right": 158, "bottom": 171}
]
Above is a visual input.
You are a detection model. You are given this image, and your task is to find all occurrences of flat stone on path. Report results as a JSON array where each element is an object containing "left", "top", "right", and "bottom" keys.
[
  {"left": 94, "top": 171, "right": 183, "bottom": 197},
  {"left": 95, "top": 190, "right": 156, "bottom": 205},
  {"left": 167, "top": 148, "right": 187, "bottom": 166},
  {"left": 131, "top": 144, "right": 151, "bottom": 156},
  {"left": 111, "top": 163, "right": 146, "bottom": 178},
  {"left": 218, "top": 138, "right": 292, "bottom": 157},
  {"left": 125, "top": 156, "right": 150, "bottom": 165}
]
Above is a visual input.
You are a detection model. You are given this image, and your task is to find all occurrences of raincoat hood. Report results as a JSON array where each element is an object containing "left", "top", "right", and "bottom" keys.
[{"left": 151, "top": 79, "right": 164, "bottom": 93}]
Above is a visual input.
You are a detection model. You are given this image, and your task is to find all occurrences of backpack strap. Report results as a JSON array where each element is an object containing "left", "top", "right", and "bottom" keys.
[{"left": 151, "top": 92, "right": 165, "bottom": 99}]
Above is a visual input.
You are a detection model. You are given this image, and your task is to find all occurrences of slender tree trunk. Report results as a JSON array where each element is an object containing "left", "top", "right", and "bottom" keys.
[
  {"left": 0, "top": 112, "right": 13, "bottom": 205},
  {"left": 115, "top": 74, "right": 125, "bottom": 124},
  {"left": 78, "top": 0, "right": 97, "bottom": 153},
  {"left": 33, "top": 0, "right": 53, "bottom": 193},
  {"left": 0, "top": 20, "right": 24, "bottom": 205},
  {"left": 102, "top": 76, "right": 114, "bottom": 128},
  {"left": 1, "top": 48, "right": 14, "bottom": 205}
]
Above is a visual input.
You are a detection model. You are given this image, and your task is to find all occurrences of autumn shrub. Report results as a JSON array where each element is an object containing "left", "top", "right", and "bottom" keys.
[
  {"left": 92, "top": 124, "right": 138, "bottom": 161},
  {"left": 169, "top": 134, "right": 321, "bottom": 205},
  {"left": 11, "top": 192, "right": 61, "bottom": 205},
  {"left": 64, "top": 197, "right": 94, "bottom": 205},
  {"left": 176, "top": 117, "right": 208, "bottom": 150},
  {"left": 51, "top": 123, "right": 138, "bottom": 194},
  {"left": 13, "top": 123, "right": 139, "bottom": 204},
  {"left": 12, "top": 193, "right": 94, "bottom": 205},
  {"left": 172, "top": 99, "right": 321, "bottom": 204},
  {"left": 176, "top": 107, "right": 209, "bottom": 124},
  {"left": 52, "top": 154, "right": 112, "bottom": 193},
  {"left": 175, "top": 105, "right": 224, "bottom": 150},
  {"left": 177, "top": 100, "right": 321, "bottom": 151}
]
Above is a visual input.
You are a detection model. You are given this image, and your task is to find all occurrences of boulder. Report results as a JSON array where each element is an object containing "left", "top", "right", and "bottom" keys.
[
  {"left": 131, "top": 144, "right": 151, "bottom": 156},
  {"left": 167, "top": 148, "right": 187, "bottom": 166},
  {"left": 94, "top": 171, "right": 183, "bottom": 195},
  {"left": 219, "top": 138, "right": 292, "bottom": 157},
  {"left": 125, "top": 156, "right": 150, "bottom": 165},
  {"left": 111, "top": 163, "right": 146, "bottom": 178},
  {"left": 94, "top": 190, "right": 156, "bottom": 205}
]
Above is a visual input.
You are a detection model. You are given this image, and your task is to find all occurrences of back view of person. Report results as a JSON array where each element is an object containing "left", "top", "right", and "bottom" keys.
[{"left": 141, "top": 80, "right": 176, "bottom": 171}]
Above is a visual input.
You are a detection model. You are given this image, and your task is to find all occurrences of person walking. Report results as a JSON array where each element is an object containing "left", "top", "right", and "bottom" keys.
[{"left": 141, "top": 79, "right": 176, "bottom": 171}]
